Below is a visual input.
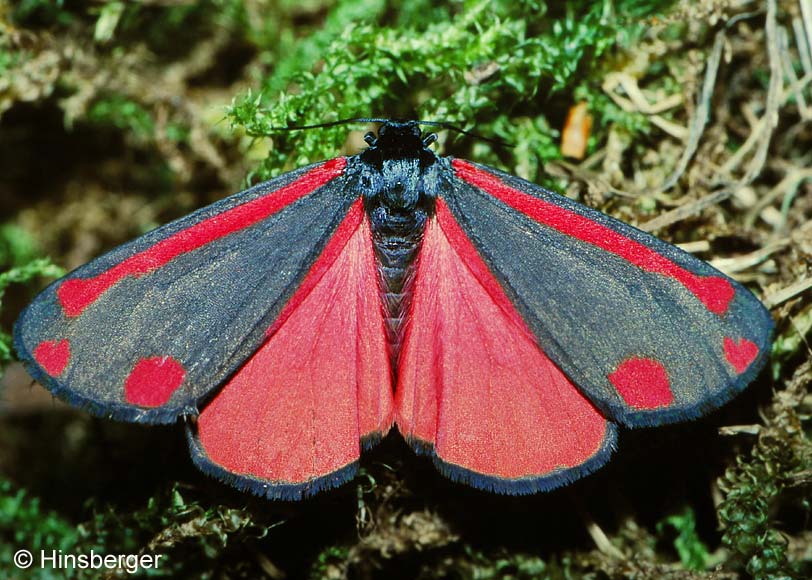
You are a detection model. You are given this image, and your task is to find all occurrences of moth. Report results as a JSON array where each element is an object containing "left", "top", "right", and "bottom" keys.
[{"left": 15, "top": 120, "right": 773, "bottom": 499}]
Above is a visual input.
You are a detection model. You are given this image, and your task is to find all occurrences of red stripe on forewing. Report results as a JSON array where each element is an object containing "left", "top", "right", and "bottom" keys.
[
  {"left": 452, "top": 159, "right": 734, "bottom": 316},
  {"left": 395, "top": 200, "right": 608, "bottom": 480},
  {"left": 57, "top": 158, "right": 348, "bottom": 317},
  {"left": 197, "top": 208, "right": 393, "bottom": 485}
]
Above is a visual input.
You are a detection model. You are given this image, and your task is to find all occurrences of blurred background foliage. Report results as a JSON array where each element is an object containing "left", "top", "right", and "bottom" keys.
[{"left": 1, "top": 0, "right": 811, "bottom": 578}]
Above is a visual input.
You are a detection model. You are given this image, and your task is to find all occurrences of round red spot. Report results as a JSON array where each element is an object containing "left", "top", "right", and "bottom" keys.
[
  {"left": 608, "top": 357, "right": 674, "bottom": 410},
  {"left": 723, "top": 337, "right": 759, "bottom": 374},
  {"left": 124, "top": 356, "right": 185, "bottom": 407},
  {"left": 33, "top": 339, "right": 71, "bottom": 377}
]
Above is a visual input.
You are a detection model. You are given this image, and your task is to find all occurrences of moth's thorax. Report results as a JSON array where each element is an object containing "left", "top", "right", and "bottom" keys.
[{"left": 349, "top": 123, "right": 450, "bottom": 365}]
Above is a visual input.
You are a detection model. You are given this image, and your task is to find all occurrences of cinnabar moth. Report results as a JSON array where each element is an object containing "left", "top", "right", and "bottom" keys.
[{"left": 14, "top": 120, "right": 773, "bottom": 499}]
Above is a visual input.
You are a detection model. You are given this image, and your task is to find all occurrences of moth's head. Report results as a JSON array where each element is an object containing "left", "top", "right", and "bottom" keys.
[{"left": 370, "top": 121, "right": 426, "bottom": 153}]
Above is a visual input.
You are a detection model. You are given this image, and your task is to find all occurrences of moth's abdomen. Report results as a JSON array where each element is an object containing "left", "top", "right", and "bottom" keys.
[{"left": 368, "top": 205, "right": 427, "bottom": 367}]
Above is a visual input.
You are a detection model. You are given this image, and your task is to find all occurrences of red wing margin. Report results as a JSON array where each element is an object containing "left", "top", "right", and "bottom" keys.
[
  {"left": 447, "top": 160, "right": 773, "bottom": 427},
  {"left": 395, "top": 206, "right": 617, "bottom": 494},
  {"left": 14, "top": 159, "right": 360, "bottom": 423},
  {"left": 188, "top": 207, "right": 393, "bottom": 499}
]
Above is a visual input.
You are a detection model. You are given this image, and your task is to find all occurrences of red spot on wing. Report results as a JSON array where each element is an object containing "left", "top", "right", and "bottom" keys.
[
  {"left": 57, "top": 158, "right": 348, "bottom": 317},
  {"left": 724, "top": 337, "right": 759, "bottom": 374},
  {"left": 124, "top": 356, "right": 186, "bottom": 407},
  {"left": 33, "top": 339, "right": 71, "bottom": 377},
  {"left": 608, "top": 357, "right": 674, "bottom": 409},
  {"left": 452, "top": 159, "right": 735, "bottom": 316},
  {"left": 197, "top": 203, "right": 393, "bottom": 485},
  {"left": 395, "top": 200, "right": 608, "bottom": 480}
]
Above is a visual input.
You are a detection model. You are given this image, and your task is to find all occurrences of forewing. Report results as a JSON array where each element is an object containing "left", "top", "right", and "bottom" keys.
[
  {"left": 14, "top": 159, "right": 361, "bottom": 423},
  {"left": 446, "top": 159, "right": 773, "bottom": 427}
]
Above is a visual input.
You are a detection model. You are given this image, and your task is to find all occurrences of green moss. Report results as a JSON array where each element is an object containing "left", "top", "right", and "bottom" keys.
[
  {"left": 228, "top": 0, "right": 678, "bottom": 180},
  {"left": 0, "top": 48, "right": 21, "bottom": 77},
  {"left": 771, "top": 305, "right": 812, "bottom": 380},
  {"left": 464, "top": 547, "right": 552, "bottom": 579},
  {"left": 0, "top": 478, "right": 80, "bottom": 580},
  {"left": 576, "top": 87, "right": 652, "bottom": 138},
  {"left": 309, "top": 545, "right": 351, "bottom": 580},
  {"left": 0, "top": 224, "right": 39, "bottom": 268},
  {"left": 120, "top": 0, "right": 249, "bottom": 58},
  {"left": 717, "top": 363, "right": 812, "bottom": 580},
  {"left": 80, "top": 486, "right": 268, "bottom": 575},
  {"left": 11, "top": 0, "right": 73, "bottom": 27},
  {"left": 264, "top": 0, "right": 390, "bottom": 95},
  {"left": 0, "top": 477, "right": 273, "bottom": 578},
  {"left": 656, "top": 507, "right": 710, "bottom": 571},
  {"left": 86, "top": 95, "right": 155, "bottom": 139}
]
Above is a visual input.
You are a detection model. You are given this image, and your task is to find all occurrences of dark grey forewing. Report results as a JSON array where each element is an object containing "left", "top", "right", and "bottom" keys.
[
  {"left": 444, "top": 161, "right": 772, "bottom": 427},
  {"left": 15, "top": 161, "right": 357, "bottom": 422}
]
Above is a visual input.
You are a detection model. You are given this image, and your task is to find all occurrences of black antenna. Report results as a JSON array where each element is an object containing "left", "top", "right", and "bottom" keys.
[
  {"left": 412, "top": 120, "right": 511, "bottom": 148},
  {"left": 271, "top": 117, "right": 390, "bottom": 130},
  {"left": 271, "top": 117, "right": 512, "bottom": 149}
]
